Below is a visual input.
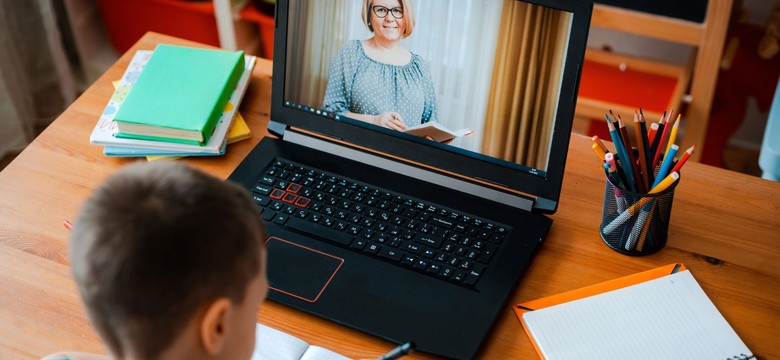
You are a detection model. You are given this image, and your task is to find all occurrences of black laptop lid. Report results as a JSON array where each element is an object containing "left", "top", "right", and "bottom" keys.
[{"left": 270, "top": 0, "right": 592, "bottom": 214}]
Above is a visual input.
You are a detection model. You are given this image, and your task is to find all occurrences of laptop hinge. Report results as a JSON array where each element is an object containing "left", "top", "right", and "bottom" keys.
[{"left": 281, "top": 128, "right": 536, "bottom": 212}]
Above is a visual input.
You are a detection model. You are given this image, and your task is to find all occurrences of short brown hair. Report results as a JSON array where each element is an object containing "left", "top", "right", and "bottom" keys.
[
  {"left": 362, "top": 0, "right": 416, "bottom": 39},
  {"left": 70, "top": 162, "right": 265, "bottom": 359}
]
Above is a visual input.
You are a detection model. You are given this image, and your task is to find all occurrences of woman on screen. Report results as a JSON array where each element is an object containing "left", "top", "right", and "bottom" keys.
[{"left": 322, "top": 0, "right": 438, "bottom": 132}]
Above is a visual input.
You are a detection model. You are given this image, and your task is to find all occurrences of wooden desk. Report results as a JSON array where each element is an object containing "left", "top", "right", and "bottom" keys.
[{"left": 1, "top": 33, "right": 778, "bottom": 359}]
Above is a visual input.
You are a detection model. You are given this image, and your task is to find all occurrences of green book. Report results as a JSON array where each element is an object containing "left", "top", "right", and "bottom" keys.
[{"left": 114, "top": 44, "right": 244, "bottom": 145}]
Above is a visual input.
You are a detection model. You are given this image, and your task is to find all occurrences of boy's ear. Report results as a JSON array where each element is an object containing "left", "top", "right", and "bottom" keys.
[{"left": 200, "top": 298, "right": 232, "bottom": 355}]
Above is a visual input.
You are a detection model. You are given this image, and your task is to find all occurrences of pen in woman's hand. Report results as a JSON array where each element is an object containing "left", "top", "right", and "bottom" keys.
[{"left": 377, "top": 341, "right": 414, "bottom": 360}]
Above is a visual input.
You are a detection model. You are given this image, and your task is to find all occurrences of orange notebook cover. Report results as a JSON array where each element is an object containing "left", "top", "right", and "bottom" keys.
[{"left": 514, "top": 262, "right": 687, "bottom": 358}]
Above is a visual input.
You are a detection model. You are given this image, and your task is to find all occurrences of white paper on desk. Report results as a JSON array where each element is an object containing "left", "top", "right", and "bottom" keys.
[
  {"left": 252, "top": 324, "right": 351, "bottom": 360},
  {"left": 522, "top": 271, "right": 753, "bottom": 360}
]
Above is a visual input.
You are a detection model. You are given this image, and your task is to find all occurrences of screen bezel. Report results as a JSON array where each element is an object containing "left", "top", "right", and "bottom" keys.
[{"left": 270, "top": 0, "right": 593, "bottom": 213}]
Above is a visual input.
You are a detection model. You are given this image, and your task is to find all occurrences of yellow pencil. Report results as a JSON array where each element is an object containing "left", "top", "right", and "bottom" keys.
[
  {"left": 664, "top": 114, "right": 681, "bottom": 158},
  {"left": 592, "top": 143, "right": 607, "bottom": 162}
]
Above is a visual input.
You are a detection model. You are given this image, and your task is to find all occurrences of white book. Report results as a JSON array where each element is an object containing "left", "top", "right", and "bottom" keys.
[
  {"left": 89, "top": 50, "right": 255, "bottom": 154},
  {"left": 403, "top": 122, "right": 473, "bottom": 143},
  {"left": 252, "top": 324, "right": 351, "bottom": 360}
]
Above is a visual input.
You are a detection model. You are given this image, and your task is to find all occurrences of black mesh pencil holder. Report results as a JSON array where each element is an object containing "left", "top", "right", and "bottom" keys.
[{"left": 599, "top": 173, "right": 678, "bottom": 256}]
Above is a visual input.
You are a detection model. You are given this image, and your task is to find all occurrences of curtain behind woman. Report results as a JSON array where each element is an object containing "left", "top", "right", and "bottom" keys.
[
  {"left": 0, "top": 0, "right": 76, "bottom": 159},
  {"left": 285, "top": 0, "right": 353, "bottom": 107},
  {"left": 481, "top": 1, "right": 571, "bottom": 171}
]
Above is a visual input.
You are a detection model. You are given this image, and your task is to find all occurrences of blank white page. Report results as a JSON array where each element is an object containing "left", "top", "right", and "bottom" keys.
[{"left": 522, "top": 271, "right": 753, "bottom": 360}]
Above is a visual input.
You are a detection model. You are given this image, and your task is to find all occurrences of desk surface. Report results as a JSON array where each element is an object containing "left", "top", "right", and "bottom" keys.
[{"left": 1, "top": 33, "right": 778, "bottom": 359}]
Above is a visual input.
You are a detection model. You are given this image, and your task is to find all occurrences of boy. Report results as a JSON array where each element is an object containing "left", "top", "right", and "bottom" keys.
[{"left": 46, "top": 161, "right": 268, "bottom": 360}]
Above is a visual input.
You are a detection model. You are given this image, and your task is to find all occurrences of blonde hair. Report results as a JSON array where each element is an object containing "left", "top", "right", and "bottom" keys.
[{"left": 362, "top": 0, "right": 416, "bottom": 39}]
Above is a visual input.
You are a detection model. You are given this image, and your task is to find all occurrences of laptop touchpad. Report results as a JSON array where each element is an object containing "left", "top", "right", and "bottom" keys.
[{"left": 266, "top": 237, "right": 344, "bottom": 302}]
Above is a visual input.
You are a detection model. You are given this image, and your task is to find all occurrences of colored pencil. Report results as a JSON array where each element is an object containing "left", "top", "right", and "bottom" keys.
[
  {"left": 671, "top": 145, "right": 695, "bottom": 174},
  {"left": 634, "top": 110, "right": 651, "bottom": 192},
  {"left": 652, "top": 144, "right": 679, "bottom": 189},
  {"left": 649, "top": 111, "right": 667, "bottom": 169},
  {"left": 618, "top": 116, "right": 642, "bottom": 192},
  {"left": 592, "top": 135, "right": 610, "bottom": 156},
  {"left": 606, "top": 114, "right": 635, "bottom": 192},
  {"left": 664, "top": 114, "right": 681, "bottom": 157},
  {"left": 653, "top": 110, "right": 674, "bottom": 170}
]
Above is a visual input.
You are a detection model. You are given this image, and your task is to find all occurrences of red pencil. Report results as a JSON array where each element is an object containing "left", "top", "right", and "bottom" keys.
[{"left": 671, "top": 145, "right": 695, "bottom": 174}]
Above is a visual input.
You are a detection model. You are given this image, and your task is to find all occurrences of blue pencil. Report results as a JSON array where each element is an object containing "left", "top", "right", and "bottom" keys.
[
  {"left": 652, "top": 144, "right": 679, "bottom": 189},
  {"left": 606, "top": 114, "right": 636, "bottom": 192}
]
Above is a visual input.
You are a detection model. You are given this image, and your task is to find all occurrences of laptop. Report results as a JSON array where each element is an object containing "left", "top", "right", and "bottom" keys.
[{"left": 229, "top": 0, "right": 592, "bottom": 358}]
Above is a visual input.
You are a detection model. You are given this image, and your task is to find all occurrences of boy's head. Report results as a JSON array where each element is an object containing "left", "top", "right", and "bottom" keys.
[{"left": 70, "top": 161, "right": 267, "bottom": 359}]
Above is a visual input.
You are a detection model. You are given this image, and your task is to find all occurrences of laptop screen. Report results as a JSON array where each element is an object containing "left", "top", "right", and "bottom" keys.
[{"left": 271, "top": 0, "right": 591, "bottom": 213}]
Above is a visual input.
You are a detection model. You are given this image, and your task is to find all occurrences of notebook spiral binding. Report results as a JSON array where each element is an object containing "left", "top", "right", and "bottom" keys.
[{"left": 727, "top": 354, "right": 756, "bottom": 360}]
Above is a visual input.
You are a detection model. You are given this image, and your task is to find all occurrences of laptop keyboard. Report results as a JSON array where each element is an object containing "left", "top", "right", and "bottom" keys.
[{"left": 251, "top": 159, "right": 510, "bottom": 287}]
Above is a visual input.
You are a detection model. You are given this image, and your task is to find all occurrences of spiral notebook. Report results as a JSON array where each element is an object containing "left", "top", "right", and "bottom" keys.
[{"left": 515, "top": 263, "right": 754, "bottom": 360}]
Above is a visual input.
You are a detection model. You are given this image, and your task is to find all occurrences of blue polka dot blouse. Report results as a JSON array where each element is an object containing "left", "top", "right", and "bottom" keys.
[{"left": 322, "top": 40, "right": 438, "bottom": 127}]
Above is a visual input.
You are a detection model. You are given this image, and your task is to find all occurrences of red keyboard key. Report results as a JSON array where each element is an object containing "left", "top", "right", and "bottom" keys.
[
  {"left": 270, "top": 189, "right": 286, "bottom": 199},
  {"left": 287, "top": 183, "right": 302, "bottom": 194},
  {"left": 282, "top": 193, "right": 298, "bottom": 203},
  {"left": 295, "top": 197, "right": 311, "bottom": 208}
]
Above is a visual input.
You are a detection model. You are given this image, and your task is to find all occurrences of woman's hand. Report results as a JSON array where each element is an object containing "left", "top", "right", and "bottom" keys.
[{"left": 373, "top": 112, "right": 407, "bottom": 131}]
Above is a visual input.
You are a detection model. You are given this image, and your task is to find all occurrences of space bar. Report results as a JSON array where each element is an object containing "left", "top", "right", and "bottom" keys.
[{"left": 286, "top": 217, "right": 354, "bottom": 246}]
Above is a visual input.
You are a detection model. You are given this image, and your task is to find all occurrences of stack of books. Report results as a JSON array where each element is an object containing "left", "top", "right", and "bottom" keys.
[{"left": 90, "top": 44, "right": 256, "bottom": 159}]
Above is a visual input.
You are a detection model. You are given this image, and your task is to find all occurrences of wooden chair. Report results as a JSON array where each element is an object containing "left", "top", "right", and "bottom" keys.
[{"left": 576, "top": 1, "right": 734, "bottom": 161}]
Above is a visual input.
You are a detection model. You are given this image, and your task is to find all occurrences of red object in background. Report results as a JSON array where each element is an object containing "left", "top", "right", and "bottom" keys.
[
  {"left": 579, "top": 60, "right": 679, "bottom": 115},
  {"left": 580, "top": 57, "right": 681, "bottom": 144},
  {"left": 96, "top": 0, "right": 221, "bottom": 54},
  {"left": 239, "top": 4, "right": 274, "bottom": 58},
  {"left": 702, "top": 23, "right": 780, "bottom": 167}
]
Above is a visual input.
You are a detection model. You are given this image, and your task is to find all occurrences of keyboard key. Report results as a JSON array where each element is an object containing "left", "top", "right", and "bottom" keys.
[
  {"left": 478, "top": 244, "right": 497, "bottom": 263},
  {"left": 272, "top": 213, "right": 289, "bottom": 225},
  {"left": 453, "top": 270, "right": 466, "bottom": 282},
  {"left": 261, "top": 210, "right": 276, "bottom": 221},
  {"left": 286, "top": 217, "right": 352, "bottom": 246},
  {"left": 253, "top": 195, "right": 271, "bottom": 207},
  {"left": 253, "top": 184, "right": 273, "bottom": 195},
  {"left": 379, "top": 247, "right": 403, "bottom": 262},
  {"left": 414, "top": 258, "right": 429, "bottom": 270},
  {"left": 431, "top": 217, "right": 454, "bottom": 229},
  {"left": 287, "top": 183, "right": 302, "bottom": 194},
  {"left": 365, "top": 242, "right": 381, "bottom": 254},
  {"left": 402, "top": 242, "right": 424, "bottom": 254},
  {"left": 351, "top": 238, "right": 367, "bottom": 250},
  {"left": 427, "top": 262, "right": 442, "bottom": 274},
  {"left": 282, "top": 193, "right": 298, "bottom": 203},
  {"left": 270, "top": 189, "right": 285, "bottom": 199},
  {"left": 414, "top": 233, "right": 444, "bottom": 248},
  {"left": 401, "top": 254, "right": 416, "bottom": 266},
  {"left": 294, "top": 197, "right": 311, "bottom": 208},
  {"left": 464, "top": 263, "right": 485, "bottom": 286}
]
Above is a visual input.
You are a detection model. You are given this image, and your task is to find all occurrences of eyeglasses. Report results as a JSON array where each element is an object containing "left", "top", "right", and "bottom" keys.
[{"left": 372, "top": 5, "right": 404, "bottom": 19}]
